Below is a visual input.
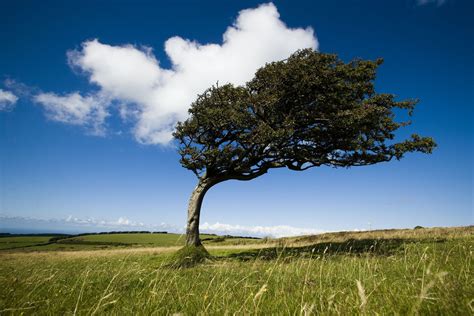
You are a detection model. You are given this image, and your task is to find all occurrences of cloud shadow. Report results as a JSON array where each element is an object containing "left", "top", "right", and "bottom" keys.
[{"left": 220, "top": 238, "right": 446, "bottom": 261}]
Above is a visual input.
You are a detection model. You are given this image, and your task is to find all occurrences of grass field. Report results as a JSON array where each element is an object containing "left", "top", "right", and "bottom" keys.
[
  {"left": 0, "top": 232, "right": 261, "bottom": 252},
  {"left": 0, "top": 236, "right": 53, "bottom": 250},
  {"left": 0, "top": 226, "right": 472, "bottom": 314}
]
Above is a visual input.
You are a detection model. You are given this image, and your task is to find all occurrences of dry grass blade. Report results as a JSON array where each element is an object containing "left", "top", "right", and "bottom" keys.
[
  {"left": 73, "top": 269, "right": 90, "bottom": 315},
  {"left": 356, "top": 280, "right": 367, "bottom": 309},
  {"left": 254, "top": 283, "right": 268, "bottom": 302}
]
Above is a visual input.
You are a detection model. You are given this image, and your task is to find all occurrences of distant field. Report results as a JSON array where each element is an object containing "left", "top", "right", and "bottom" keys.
[
  {"left": 61, "top": 233, "right": 198, "bottom": 247},
  {"left": 0, "top": 236, "right": 54, "bottom": 250},
  {"left": 0, "top": 227, "right": 472, "bottom": 314},
  {"left": 0, "top": 232, "right": 261, "bottom": 252}
]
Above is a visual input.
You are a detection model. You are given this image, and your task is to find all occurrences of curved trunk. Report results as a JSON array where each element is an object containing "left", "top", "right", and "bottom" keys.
[{"left": 185, "top": 180, "right": 212, "bottom": 246}]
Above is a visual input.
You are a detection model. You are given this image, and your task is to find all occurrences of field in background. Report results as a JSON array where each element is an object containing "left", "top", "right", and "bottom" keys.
[
  {"left": 0, "top": 232, "right": 261, "bottom": 252},
  {"left": 0, "top": 236, "right": 53, "bottom": 250},
  {"left": 0, "top": 226, "right": 472, "bottom": 314}
]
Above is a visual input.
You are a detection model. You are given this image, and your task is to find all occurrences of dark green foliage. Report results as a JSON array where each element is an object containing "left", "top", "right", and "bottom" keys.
[{"left": 174, "top": 49, "right": 436, "bottom": 183}]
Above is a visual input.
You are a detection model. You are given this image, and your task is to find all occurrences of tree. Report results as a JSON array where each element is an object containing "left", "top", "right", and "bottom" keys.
[{"left": 173, "top": 49, "right": 436, "bottom": 247}]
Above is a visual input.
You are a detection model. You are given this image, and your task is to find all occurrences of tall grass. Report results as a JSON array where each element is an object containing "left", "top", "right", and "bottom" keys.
[{"left": 0, "top": 229, "right": 472, "bottom": 314}]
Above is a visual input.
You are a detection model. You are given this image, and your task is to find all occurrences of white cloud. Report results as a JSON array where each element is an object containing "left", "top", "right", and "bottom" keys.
[
  {"left": 416, "top": 0, "right": 446, "bottom": 6},
  {"left": 37, "top": 3, "right": 318, "bottom": 144},
  {"left": 1, "top": 214, "right": 172, "bottom": 232},
  {"left": 0, "top": 89, "right": 18, "bottom": 111},
  {"left": 65, "top": 215, "right": 145, "bottom": 227},
  {"left": 1, "top": 214, "right": 324, "bottom": 238},
  {"left": 200, "top": 222, "right": 324, "bottom": 238},
  {"left": 116, "top": 217, "right": 131, "bottom": 226},
  {"left": 34, "top": 92, "right": 109, "bottom": 135}
]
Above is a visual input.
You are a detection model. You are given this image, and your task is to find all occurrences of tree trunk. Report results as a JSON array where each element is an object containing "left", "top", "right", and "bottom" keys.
[{"left": 185, "top": 180, "right": 211, "bottom": 246}]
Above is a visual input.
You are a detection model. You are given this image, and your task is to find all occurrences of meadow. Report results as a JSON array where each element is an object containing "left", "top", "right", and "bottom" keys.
[{"left": 0, "top": 227, "right": 472, "bottom": 315}]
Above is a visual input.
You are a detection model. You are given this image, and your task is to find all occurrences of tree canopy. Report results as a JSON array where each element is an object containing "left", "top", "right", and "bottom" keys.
[{"left": 174, "top": 49, "right": 436, "bottom": 186}]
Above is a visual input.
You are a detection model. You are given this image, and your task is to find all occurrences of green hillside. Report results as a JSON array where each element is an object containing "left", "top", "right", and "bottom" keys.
[
  {"left": 0, "top": 232, "right": 260, "bottom": 251},
  {"left": 0, "top": 226, "right": 472, "bottom": 314}
]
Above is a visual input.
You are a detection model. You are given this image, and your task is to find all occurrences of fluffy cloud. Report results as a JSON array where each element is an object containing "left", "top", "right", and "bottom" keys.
[
  {"left": 34, "top": 92, "right": 109, "bottom": 135},
  {"left": 65, "top": 215, "right": 144, "bottom": 227},
  {"left": 200, "top": 222, "right": 324, "bottom": 238},
  {"left": 0, "top": 89, "right": 18, "bottom": 111},
  {"left": 36, "top": 3, "right": 317, "bottom": 144},
  {"left": 1, "top": 214, "right": 323, "bottom": 238},
  {"left": 0, "top": 214, "right": 175, "bottom": 233}
]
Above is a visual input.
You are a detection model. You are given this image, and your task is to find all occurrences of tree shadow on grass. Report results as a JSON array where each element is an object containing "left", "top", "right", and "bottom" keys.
[{"left": 221, "top": 238, "right": 446, "bottom": 262}]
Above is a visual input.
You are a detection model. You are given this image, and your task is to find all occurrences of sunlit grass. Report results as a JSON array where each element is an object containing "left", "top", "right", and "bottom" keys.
[
  {"left": 0, "top": 232, "right": 262, "bottom": 252},
  {"left": 0, "top": 236, "right": 53, "bottom": 250},
  {"left": 0, "top": 227, "right": 472, "bottom": 314}
]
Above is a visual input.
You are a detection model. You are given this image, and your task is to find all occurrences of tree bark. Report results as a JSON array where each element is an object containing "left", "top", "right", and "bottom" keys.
[{"left": 185, "top": 180, "right": 212, "bottom": 246}]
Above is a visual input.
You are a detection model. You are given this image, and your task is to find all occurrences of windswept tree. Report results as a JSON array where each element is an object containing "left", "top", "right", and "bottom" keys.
[{"left": 174, "top": 49, "right": 436, "bottom": 247}]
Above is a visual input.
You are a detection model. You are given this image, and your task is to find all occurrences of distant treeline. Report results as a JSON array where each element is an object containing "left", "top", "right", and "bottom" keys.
[
  {"left": 0, "top": 231, "right": 168, "bottom": 237},
  {"left": 74, "top": 231, "right": 169, "bottom": 236},
  {"left": 0, "top": 233, "right": 70, "bottom": 238}
]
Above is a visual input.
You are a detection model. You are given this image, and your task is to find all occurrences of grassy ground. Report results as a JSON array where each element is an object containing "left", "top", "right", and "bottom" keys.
[
  {"left": 0, "top": 236, "right": 55, "bottom": 250},
  {"left": 0, "top": 233, "right": 261, "bottom": 252},
  {"left": 0, "top": 227, "right": 472, "bottom": 314}
]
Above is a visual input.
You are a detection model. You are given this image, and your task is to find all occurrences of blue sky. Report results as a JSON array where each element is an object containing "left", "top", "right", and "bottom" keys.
[{"left": 0, "top": 0, "right": 472, "bottom": 236}]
